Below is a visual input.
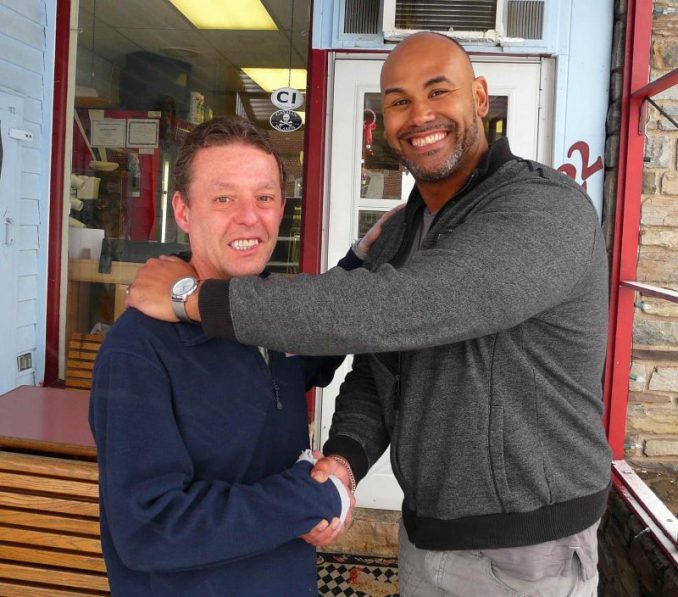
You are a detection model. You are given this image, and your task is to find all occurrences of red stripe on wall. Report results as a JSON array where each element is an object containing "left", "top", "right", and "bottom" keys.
[
  {"left": 45, "top": 0, "right": 71, "bottom": 386},
  {"left": 300, "top": 49, "right": 329, "bottom": 276}
]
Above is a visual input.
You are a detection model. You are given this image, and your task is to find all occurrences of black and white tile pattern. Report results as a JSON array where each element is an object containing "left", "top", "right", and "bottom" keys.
[{"left": 317, "top": 552, "right": 399, "bottom": 597}]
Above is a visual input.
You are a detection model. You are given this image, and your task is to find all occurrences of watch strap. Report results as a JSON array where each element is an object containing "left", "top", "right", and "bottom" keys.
[{"left": 171, "top": 296, "right": 194, "bottom": 323}]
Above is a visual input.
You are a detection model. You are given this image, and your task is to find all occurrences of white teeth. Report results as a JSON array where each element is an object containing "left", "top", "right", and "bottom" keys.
[
  {"left": 411, "top": 132, "right": 447, "bottom": 147},
  {"left": 230, "top": 239, "right": 259, "bottom": 250}
]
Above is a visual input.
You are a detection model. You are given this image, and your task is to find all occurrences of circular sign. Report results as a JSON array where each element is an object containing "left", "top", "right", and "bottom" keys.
[
  {"left": 270, "top": 110, "right": 303, "bottom": 133},
  {"left": 271, "top": 87, "right": 304, "bottom": 110}
]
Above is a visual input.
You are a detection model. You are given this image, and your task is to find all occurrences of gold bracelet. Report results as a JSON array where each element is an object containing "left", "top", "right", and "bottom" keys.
[{"left": 329, "top": 455, "right": 357, "bottom": 493}]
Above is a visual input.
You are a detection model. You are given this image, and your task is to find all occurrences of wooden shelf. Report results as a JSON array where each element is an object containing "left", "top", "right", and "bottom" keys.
[{"left": 68, "top": 259, "right": 141, "bottom": 285}]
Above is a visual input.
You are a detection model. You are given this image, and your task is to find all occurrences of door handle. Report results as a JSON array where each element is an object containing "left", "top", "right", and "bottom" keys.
[{"left": 4, "top": 216, "right": 14, "bottom": 246}]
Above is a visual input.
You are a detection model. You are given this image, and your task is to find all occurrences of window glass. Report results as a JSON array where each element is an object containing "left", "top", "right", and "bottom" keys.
[
  {"left": 356, "top": 92, "right": 508, "bottom": 236},
  {"left": 64, "top": 0, "right": 310, "bottom": 383}
]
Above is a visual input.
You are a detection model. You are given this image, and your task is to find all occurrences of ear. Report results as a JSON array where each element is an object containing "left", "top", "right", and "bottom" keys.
[
  {"left": 473, "top": 76, "right": 490, "bottom": 119},
  {"left": 172, "top": 192, "right": 190, "bottom": 234}
]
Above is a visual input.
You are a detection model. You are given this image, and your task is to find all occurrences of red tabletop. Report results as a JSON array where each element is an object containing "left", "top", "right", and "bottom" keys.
[{"left": 0, "top": 385, "right": 96, "bottom": 458}]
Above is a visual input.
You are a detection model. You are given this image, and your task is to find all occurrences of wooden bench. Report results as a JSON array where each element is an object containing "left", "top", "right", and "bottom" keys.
[
  {"left": 0, "top": 386, "right": 110, "bottom": 596},
  {"left": 65, "top": 333, "right": 104, "bottom": 390},
  {"left": 0, "top": 451, "right": 109, "bottom": 596}
]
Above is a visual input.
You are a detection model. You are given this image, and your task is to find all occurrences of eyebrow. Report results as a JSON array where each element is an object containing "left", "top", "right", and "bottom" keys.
[
  {"left": 209, "top": 179, "right": 277, "bottom": 189},
  {"left": 383, "top": 75, "right": 454, "bottom": 96},
  {"left": 424, "top": 76, "right": 453, "bottom": 87}
]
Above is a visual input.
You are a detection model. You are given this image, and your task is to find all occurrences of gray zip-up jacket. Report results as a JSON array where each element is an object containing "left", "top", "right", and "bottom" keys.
[{"left": 200, "top": 138, "right": 612, "bottom": 550}]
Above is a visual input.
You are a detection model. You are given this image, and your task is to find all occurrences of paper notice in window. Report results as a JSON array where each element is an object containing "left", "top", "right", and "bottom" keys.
[
  {"left": 90, "top": 119, "right": 126, "bottom": 148},
  {"left": 126, "top": 119, "right": 159, "bottom": 148}
]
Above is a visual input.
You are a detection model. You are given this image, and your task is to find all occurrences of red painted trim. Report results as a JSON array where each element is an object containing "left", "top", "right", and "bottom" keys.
[
  {"left": 300, "top": 48, "right": 389, "bottom": 276},
  {"left": 631, "top": 69, "right": 678, "bottom": 100},
  {"left": 604, "top": 0, "right": 657, "bottom": 458},
  {"left": 300, "top": 48, "right": 329, "bottom": 275},
  {"left": 603, "top": 0, "right": 637, "bottom": 455},
  {"left": 44, "top": 0, "right": 71, "bottom": 386},
  {"left": 603, "top": 0, "right": 653, "bottom": 458}
]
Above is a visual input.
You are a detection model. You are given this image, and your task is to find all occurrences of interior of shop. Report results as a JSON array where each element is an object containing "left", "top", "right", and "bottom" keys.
[{"left": 66, "top": 0, "right": 310, "bottom": 375}]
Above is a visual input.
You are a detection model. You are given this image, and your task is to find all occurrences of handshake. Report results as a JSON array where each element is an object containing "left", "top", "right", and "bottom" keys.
[{"left": 297, "top": 450, "right": 357, "bottom": 548}]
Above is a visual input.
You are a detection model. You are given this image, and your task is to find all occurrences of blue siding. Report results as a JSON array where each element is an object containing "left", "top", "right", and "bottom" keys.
[
  {"left": 1, "top": 0, "right": 46, "bottom": 22},
  {"left": 0, "top": 0, "right": 55, "bottom": 388},
  {"left": 0, "top": 5, "right": 46, "bottom": 49}
]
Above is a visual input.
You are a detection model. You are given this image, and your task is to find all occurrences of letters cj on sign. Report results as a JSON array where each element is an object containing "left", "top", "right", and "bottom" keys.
[{"left": 271, "top": 87, "right": 304, "bottom": 111}]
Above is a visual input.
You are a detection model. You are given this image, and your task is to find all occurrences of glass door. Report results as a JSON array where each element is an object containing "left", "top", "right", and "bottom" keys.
[{"left": 319, "top": 55, "right": 550, "bottom": 510}]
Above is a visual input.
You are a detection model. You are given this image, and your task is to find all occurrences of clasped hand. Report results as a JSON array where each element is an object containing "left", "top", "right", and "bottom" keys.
[{"left": 299, "top": 451, "right": 356, "bottom": 547}]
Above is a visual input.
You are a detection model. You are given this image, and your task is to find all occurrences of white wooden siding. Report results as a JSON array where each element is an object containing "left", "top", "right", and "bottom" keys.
[{"left": 0, "top": 0, "right": 52, "bottom": 389}]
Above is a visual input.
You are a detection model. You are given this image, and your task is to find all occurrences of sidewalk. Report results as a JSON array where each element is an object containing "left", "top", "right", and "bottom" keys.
[{"left": 317, "top": 507, "right": 401, "bottom": 596}]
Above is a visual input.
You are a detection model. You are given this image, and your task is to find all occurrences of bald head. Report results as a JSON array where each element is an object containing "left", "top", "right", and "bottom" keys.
[
  {"left": 381, "top": 32, "right": 476, "bottom": 93},
  {"left": 379, "top": 32, "right": 489, "bottom": 208}
]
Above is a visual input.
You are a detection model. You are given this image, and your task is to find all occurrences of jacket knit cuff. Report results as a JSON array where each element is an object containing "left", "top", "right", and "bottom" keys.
[
  {"left": 199, "top": 279, "right": 237, "bottom": 340},
  {"left": 336, "top": 247, "right": 364, "bottom": 270},
  {"left": 323, "top": 435, "right": 370, "bottom": 484}
]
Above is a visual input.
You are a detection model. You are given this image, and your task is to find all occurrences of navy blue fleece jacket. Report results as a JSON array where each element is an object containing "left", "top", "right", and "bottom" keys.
[{"left": 89, "top": 309, "right": 345, "bottom": 597}]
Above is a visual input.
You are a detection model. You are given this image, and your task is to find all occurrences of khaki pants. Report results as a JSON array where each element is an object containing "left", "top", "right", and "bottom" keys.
[{"left": 398, "top": 523, "right": 598, "bottom": 597}]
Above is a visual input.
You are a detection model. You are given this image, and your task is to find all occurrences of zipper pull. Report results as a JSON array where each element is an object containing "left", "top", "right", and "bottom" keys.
[
  {"left": 393, "top": 374, "right": 401, "bottom": 411},
  {"left": 393, "top": 352, "right": 402, "bottom": 411},
  {"left": 273, "top": 381, "right": 283, "bottom": 410}
]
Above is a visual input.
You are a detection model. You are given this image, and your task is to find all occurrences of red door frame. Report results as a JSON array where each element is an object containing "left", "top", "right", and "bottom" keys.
[
  {"left": 300, "top": 48, "right": 383, "bottom": 275},
  {"left": 45, "top": 0, "right": 71, "bottom": 386},
  {"left": 603, "top": 0, "right": 678, "bottom": 458},
  {"left": 299, "top": 49, "right": 329, "bottom": 275},
  {"left": 603, "top": 0, "right": 678, "bottom": 561}
]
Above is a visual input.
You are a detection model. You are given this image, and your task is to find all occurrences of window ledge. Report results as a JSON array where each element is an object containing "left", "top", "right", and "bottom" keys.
[{"left": 612, "top": 460, "right": 678, "bottom": 566}]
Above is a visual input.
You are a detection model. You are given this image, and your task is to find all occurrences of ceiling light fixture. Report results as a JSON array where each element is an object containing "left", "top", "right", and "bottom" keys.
[
  {"left": 241, "top": 68, "right": 307, "bottom": 92},
  {"left": 169, "top": 0, "right": 277, "bottom": 30},
  {"left": 159, "top": 46, "right": 201, "bottom": 58}
]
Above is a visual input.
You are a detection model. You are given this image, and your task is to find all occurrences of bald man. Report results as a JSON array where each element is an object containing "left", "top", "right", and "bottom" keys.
[{"left": 128, "top": 33, "right": 611, "bottom": 595}]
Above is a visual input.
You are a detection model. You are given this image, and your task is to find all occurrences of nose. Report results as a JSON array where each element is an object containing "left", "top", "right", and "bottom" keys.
[
  {"left": 233, "top": 197, "right": 259, "bottom": 226},
  {"left": 408, "top": 99, "right": 435, "bottom": 127}
]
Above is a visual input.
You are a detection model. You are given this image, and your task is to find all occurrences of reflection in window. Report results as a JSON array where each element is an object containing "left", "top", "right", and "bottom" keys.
[
  {"left": 358, "top": 93, "right": 508, "bottom": 202},
  {"left": 63, "top": 0, "right": 311, "bottom": 384},
  {"left": 361, "top": 93, "right": 405, "bottom": 201},
  {"left": 358, "top": 210, "right": 385, "bottom": 239},
  {"left": 486, "top": 96, "right": 507, "bottom": 145}
]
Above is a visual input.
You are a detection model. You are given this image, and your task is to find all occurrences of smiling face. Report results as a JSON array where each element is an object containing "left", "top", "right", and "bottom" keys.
[
  {"left": 172, "top": 143, "right": 285, "bottom": 280},
  {"left": 381, "top": 33, "right": 489, "bottom": 190}
]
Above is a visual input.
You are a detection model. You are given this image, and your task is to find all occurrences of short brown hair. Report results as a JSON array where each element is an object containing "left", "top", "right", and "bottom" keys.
[{"left": 172, "top": 115, "right": 286, "bottom": 202}]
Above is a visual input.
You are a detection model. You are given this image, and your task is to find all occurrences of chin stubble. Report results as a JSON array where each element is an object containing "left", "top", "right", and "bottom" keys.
[{"left": 396, "top": 118, "right": 480, "bottom": 183}]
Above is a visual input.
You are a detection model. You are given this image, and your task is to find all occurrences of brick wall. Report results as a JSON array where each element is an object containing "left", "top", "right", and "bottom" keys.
[
  {"left": 599, "top": 491, "right": 678, "bottom": 595},
  {"left": 624, "top": 0, "right": 678, "bottom": 473},
  {"left": 597, "top": 2, "right": 678, "bottom": 594}
]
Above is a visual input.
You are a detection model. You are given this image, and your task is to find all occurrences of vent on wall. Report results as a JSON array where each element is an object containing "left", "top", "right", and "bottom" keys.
[
  {"left": 394, "top": 0, "right": 498, "bottom": 33},
  {"left": 506, "top": 0, "right": 544, "bottom": 39},
  {"left": 382, "top": 0, "right": 545, "bottom": 42},
  {"left": 344, "top": 0, "right": 381, "bottom": 34}
]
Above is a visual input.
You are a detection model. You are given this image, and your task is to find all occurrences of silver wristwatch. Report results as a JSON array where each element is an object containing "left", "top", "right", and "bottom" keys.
[{"left": 170, "top": 276, "right": 199, "bottom": 323}]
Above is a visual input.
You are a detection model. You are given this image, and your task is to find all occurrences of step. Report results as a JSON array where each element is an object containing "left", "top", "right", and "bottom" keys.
[{"left": 323, "top": 507, "right": 400, "bottom": 557}]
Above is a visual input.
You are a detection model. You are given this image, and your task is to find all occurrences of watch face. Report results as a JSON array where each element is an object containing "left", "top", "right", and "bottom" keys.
[{"left": 173, "top": 277, "right": 196, "bottom": 296}]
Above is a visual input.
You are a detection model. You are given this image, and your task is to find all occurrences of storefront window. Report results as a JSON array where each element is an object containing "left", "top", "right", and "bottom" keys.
[{"left": 63, "top": 0, "right": 310, "bottom": 384}]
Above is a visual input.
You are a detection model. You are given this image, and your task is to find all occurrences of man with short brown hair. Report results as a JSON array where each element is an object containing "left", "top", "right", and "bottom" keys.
[{"left": 90, "top": 115, "right": 360, "bottom": 596}]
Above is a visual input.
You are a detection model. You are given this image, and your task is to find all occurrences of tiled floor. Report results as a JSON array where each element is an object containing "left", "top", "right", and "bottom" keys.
[{"left": 317, "top": 552, "right": 399, "bottom": 597}]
